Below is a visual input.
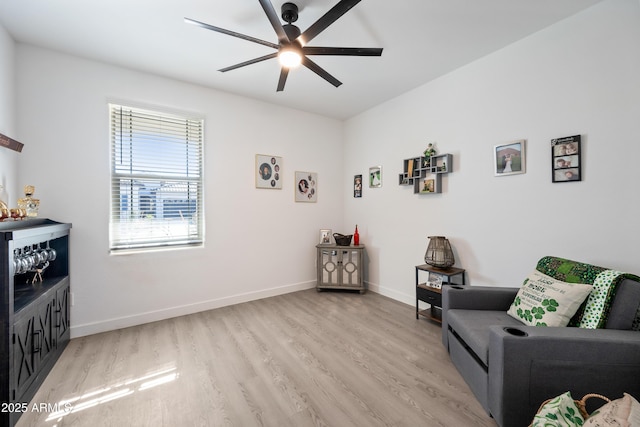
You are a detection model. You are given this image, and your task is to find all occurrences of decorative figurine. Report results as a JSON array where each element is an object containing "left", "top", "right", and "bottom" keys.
[
  {"left": 423, "top": 143, "right": 437, "bottom": 166},
  {"left": 18, "top": 185, "right": 40, "bottom": 218}
]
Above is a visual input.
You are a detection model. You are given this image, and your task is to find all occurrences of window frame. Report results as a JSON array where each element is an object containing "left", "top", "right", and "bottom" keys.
[{"left": 108, "top": 103, "right": 205, "bottom": 253}]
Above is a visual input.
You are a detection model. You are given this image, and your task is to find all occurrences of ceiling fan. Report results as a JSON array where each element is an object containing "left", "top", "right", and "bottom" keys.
[{"left": 185, "top": 0, "right": 383, "bottom": 92}]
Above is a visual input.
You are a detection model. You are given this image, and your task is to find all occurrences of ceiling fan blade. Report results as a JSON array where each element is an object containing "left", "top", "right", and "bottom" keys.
[
  {"left": 277, "top": 68, "right": 289, "bottom": 92},
  {"left": 185, "top": 17, "right": 279, "bottom": 49},
  {"left": 303, "top": 47, "right": 383, "bottom": 56},
  {"left": 219, "top": 53, "right": 278, "bottom": 72},
  {"left": 298, "top": 0, "right": 361, "bottom": 46},
  {"left": 301, "top": 56, "right": 342, "bottom": 88},
  {"left": 257, "top": 0, "right": 290, "bottom": 43}
]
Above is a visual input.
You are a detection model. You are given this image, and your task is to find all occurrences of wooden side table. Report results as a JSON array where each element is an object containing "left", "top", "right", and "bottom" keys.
[{"left": 415, "top": 264, "right": 465, "bottom": 323}]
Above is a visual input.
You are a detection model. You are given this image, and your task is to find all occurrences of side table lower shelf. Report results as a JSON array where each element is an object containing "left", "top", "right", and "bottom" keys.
[{"left": 416, "top": 283, "right": 443, "bottom": 323}]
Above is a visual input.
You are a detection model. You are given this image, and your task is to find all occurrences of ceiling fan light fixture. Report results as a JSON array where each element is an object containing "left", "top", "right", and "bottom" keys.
[{"left": 278, "top": 48, "right": 302, "bottom": 68}]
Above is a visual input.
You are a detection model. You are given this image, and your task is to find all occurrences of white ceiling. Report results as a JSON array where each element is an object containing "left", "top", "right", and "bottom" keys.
[{"left": 0, "top": 0, "right": 602, "bottom": 120}]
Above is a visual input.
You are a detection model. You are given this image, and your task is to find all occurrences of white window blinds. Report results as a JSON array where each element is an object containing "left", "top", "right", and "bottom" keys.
[{"left": 109, "top": 104, "right": 204, "bottom": 251}]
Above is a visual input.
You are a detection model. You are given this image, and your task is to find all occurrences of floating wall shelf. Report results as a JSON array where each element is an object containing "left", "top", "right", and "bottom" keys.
[{"left": 398, "top": 154, "right": 453, "bottom": 194}]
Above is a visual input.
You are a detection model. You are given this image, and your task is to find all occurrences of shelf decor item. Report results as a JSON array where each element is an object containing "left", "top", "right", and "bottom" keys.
[
  {"left": 319, "top": 229, "right": 332, "bottom": 245},
  {"left": 333, "top": 233, "right": 353, "bottom": 246},
  {"left": 423, "top": 143, "right": 436, "bottom": 163},
  {"left": 17, "top": 185, "right": 40, "bottom": 217},
  {"left": 424, "top": 236, "right": 455, "bottom": 268}
]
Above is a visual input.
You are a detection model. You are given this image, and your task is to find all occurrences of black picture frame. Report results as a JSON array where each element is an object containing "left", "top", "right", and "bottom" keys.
[
  {"left": 551, "top": 135, "right": 581, "bottom": 183},
  {"left": 354, "top": 174, "right": 362, "bottom": 198}
]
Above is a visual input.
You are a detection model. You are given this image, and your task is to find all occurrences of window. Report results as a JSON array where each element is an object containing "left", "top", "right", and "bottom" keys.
[{"left": 109, "top": 104, "right": 204, "bottom": 252}]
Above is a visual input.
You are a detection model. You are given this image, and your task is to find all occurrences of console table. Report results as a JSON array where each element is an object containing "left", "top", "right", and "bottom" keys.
[
  {"left": 316, "top": 244, "right": 365, "bottom": 293},
  {"left": 415, "top": 264, "right": 465, "bottom": 323}
]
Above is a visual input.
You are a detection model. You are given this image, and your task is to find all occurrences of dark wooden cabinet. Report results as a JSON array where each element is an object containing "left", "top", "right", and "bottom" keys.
[{"left": 1, "top": 219, "right": 71, "bottom": 426}]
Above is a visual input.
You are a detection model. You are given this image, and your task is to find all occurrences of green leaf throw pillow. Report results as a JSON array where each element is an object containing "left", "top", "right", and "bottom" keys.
[
  {"left": 507, "top": 271, "right": 592, "bottom": 327},
  {"left": 531, "top": 391, "right": 586, "bottom": 427}
]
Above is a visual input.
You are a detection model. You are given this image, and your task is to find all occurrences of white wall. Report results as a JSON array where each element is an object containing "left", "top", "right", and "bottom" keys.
[
  {"left": 344, "top": 0, "right": 640, "bottom": 305},
  {"left": 15, "top": 46, "right": 345, "bottom": 337},
  {"left": 0, "top": 22, "right": 18, "bottom": 204}
]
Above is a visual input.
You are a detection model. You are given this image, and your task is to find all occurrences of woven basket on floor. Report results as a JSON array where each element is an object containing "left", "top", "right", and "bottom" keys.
[{"left": 529, "top": 393, "right": 611, "bottom": 427}]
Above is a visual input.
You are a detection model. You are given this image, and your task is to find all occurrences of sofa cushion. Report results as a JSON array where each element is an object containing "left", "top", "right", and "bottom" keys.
[
  {"left": 507, "top": 270, "right": 592, "bottom": 327},
  {"left": 447, "top": 309, "right": 522, "bottom": 366}
]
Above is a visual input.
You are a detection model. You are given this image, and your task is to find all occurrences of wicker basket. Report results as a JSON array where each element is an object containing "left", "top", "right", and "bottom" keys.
[
  {"left": 529, "top": 393, "right": 611, "bottom": 427},
  {"left": 333, "top": 233, "right": 353, "bottom": 246}
]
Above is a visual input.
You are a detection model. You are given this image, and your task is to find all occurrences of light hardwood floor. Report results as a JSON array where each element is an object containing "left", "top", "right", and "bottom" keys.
[{"left": 17, "top": 289, "right": 497, "bottom": 426}]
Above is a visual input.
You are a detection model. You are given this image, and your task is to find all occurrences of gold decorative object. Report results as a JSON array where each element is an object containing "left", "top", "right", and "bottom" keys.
[{"left": 18, "top": 185, "right": 39, "bottom": 218}]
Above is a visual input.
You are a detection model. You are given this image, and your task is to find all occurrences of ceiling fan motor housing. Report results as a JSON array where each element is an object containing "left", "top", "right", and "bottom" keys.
[{"left": 281, "top": 2, "right": 299, "bottom": 23}]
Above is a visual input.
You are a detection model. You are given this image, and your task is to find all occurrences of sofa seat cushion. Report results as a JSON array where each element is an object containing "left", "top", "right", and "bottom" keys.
[{"left": 447, "top": 309, "right": 522, "bottom": 366}]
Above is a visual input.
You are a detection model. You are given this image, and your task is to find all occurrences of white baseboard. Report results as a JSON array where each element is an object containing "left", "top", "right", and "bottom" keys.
[
  {"left": 71, "top": 280, "right": 316, "bottom": 338},
  {"left": 366, "top": 281, "right": 414, "bottom": 306}
]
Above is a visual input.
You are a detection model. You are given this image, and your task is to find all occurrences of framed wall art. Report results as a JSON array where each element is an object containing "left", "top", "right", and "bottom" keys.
[
  {"left": 354, "top": 174, "right": 362, "bottom": 198},
  {"left": 369, "top": 166, "right": 382, "bottom": 188},
  {"left": 551, "top": 135, "right": 581, "bottom": 182},
  {"left": 494, "top": 140, "right": 526, "bottom": 176},
  {"left": 295, "top": 171, "right": 317, "bottom": 202},
  {"left": 255, "top": 154, "right": 282, "bottom": 189}
]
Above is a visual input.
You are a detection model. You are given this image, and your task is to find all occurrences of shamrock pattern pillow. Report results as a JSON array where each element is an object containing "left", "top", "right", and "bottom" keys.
[
  {"left": 507, "top": 270, "right": 592, "bottom": 327},
  {"left": 531, "top": 391, "right": 586, "bottom": 427}
]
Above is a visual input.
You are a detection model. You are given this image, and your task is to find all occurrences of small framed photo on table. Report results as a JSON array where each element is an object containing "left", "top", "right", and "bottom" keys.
[
  {"left": 319, "top": 229, "right": 332, "bottom": 245},
  {"left": 428, "top": 274, "right": 443, "bottom": 289}
]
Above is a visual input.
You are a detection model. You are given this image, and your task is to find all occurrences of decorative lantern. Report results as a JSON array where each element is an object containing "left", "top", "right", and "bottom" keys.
[{"left": 424, "top": 236, "right": 455, "bottom": 268}]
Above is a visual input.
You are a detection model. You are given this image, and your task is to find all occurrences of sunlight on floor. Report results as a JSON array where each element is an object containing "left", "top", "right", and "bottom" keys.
[{"left": 45, "top": 364, "right": 179, "bottom": 425}]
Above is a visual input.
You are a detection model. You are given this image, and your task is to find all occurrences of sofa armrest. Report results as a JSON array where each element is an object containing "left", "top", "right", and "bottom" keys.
[
  {"left": 488, "top": 326, "right": 640, "bottom": 427},
  {"left": 443, "top": 286, "right": 519, "bottom": 311},
  {"left": 441, "top": 286, "right": 519, "bottom": 347}
]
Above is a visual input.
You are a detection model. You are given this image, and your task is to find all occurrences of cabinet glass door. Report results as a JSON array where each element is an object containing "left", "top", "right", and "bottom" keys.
[
  {"left": 319, "top": 249, "right": 340, "bottom": 286},
  {"left": 340, "top": 249, "right": 361, "bottom": 287}
]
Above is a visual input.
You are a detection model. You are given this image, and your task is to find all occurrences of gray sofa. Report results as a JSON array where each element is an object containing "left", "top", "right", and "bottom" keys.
[{"left": 441, "top": 256, "right": 640, "bottom": 427}]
